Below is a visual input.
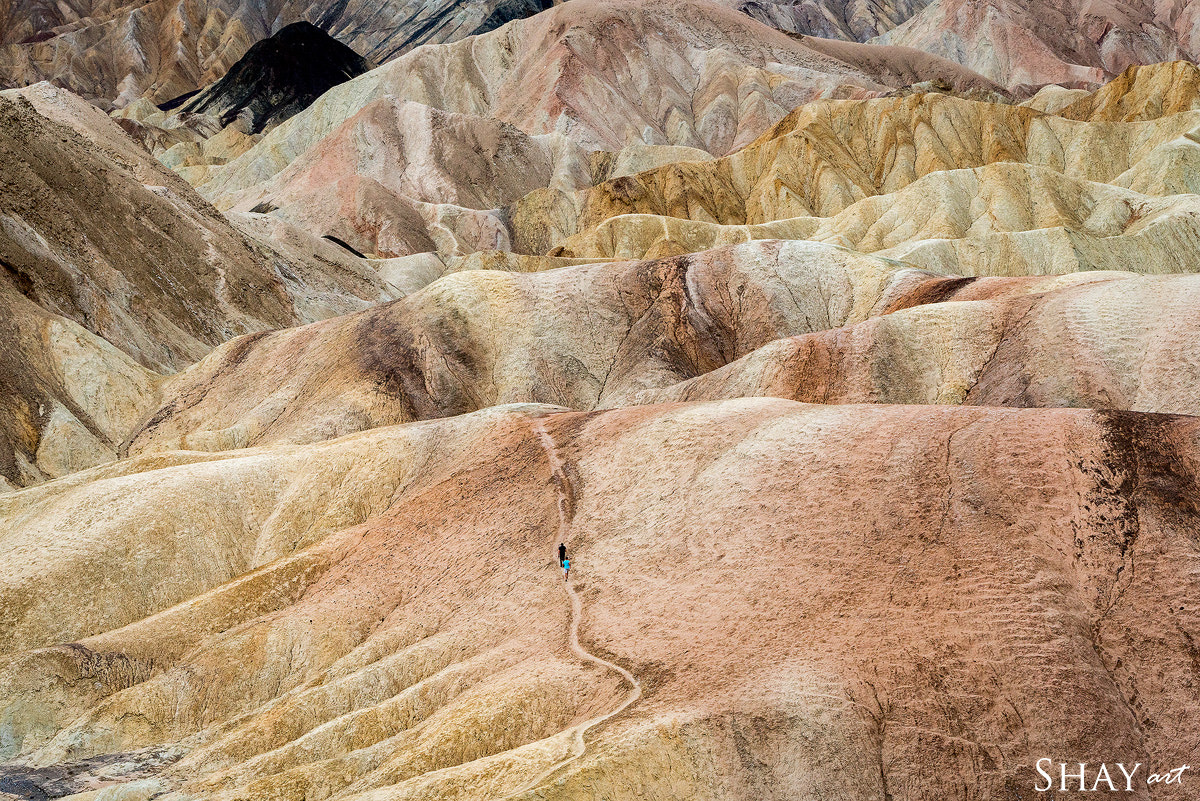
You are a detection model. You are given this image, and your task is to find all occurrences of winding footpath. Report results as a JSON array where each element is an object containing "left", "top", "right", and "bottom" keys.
[{"left": 507, "top": 419, "right": 643, "bottom": 795}]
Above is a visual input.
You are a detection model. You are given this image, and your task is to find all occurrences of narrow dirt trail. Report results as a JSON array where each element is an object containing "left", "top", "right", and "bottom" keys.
[{"left": 504, "top": 419, "right": 643, "bottom": 795}]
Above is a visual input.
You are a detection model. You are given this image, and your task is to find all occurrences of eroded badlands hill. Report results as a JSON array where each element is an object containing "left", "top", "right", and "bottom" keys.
[
  {"left": 115, "top": 244, "right": 1200, "bottom": 459},
  {"left": 177, "top": 22, "right": 369, "bottom": 135},
  {"left": 3, "top": 401, "right": 1199, "bottom": 800},
  {"left": 0, "top": 83, "right": 403, "bottom": 487},
  {"left": 872, "top": 0, "right": 1200, "bottom": 89},
  {"left": 168, "top": 0, "right": 1006, "bottom": 260},
  {"left": 0, "top": 0, "right": 568, "bottom": 107},
  {"left": 198, "top": 58, "right": 1200, "bottom": 266},
  {"left": 1, "top": 0, "right": 1197, "bottom": 106},
  {"left": 2, "top": 5, "right": 1200, "bottom": 801},
  {"left": 536, "top": 62, "right": 1200, "bottom": 263}
]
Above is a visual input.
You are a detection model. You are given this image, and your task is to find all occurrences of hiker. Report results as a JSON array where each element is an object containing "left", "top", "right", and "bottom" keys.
[
  {"left": 563, "top": 555, "right": 571, "bottom": 582},
  {"left": 558, "top": 542, "right": 567, "bottom": 567}
]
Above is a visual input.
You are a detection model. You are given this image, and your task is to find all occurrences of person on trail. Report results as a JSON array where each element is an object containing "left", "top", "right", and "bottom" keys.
[
  {"left": 563, "top": 556, "right": 571, "bottom": 582},
  {"left": 558, "top": 542, "right": 567, "bottom": 567}
]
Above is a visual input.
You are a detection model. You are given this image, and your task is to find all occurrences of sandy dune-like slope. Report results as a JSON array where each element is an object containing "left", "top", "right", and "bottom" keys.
[{"left": 2, "top": 400, "right": 1198, "bottom": 800}]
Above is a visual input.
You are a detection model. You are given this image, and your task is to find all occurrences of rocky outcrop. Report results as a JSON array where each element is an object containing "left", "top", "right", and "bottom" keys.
[
  {"left": 178, "top": 22, "right": 369, "bottom": 134},
  {"left": 735, "top": 0, "right": 933, "bottom": 40},
  {"left": 0, "top": 0, "right": 569, "bottom": 107},
  {"left": 0, "top": 83, "right": 408, "bottom": 488}
]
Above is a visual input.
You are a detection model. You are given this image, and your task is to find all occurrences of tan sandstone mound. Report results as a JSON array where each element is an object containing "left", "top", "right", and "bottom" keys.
[
  {"left": 121, "top": 241, "right": 917, "bottom": 454},
  {"left": 0, "top": 84, "right": 402, "bottom": 372},
  {"left": 0, "top": 400, "right": 1196, "bottom": 800},
  {"left": 0, "top": 282, "right": 161, "bottom": 490},
  {"left": 1055, "top": 61, "right": 1200, "bottom": 122},
  {"left": 637, "top": 272, "right": 1200, "bottom": 414},
  {"left": 553, "top": 162, "right": 1200, "bottom": 273}
]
